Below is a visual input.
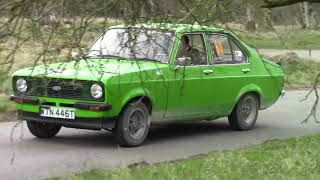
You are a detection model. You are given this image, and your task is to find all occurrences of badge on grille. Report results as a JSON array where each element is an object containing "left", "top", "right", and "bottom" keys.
[{"left": 52, "top": 86, "right": 62, "bottom": 91}]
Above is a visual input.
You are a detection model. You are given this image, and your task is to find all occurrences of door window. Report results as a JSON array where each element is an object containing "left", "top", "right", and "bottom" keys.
[
  {"left": 209, "top": 34, "right": 247, "bottom": 64},
  {"left": 176, "top": 34, "right": 208, "bottom": 66},
  {"left": 230, "top": 39, "right": 247, "bottom": 63}
]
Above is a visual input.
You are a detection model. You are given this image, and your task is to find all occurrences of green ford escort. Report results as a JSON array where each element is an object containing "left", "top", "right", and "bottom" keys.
[{"left": 11, "top": 24, "right": 284, "bottom": 147}]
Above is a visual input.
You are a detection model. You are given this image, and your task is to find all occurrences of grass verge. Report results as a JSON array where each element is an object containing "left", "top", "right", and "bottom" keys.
[
  {"left": 238, "top": 29, "right": 320, "bottom": 49},
  {"left": 0, "top": 95, "right": 16, "bottom": 115},
  {"left": 270, "top": 56, "right": 320, "bottom": 89},
  {"left": 57, "top": 134, "right": 320, "bottom": 180}
]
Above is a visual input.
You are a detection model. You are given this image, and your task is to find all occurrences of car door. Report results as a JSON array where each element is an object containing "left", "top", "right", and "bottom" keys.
[
  {"left": 204, "top": 33, "right": 251, "bottom": 117},
  {"left": 165, "top": 33, "right": 213, "bottom": 119}
]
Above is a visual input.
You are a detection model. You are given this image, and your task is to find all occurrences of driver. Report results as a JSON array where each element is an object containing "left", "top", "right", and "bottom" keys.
[{"left": 179, "top": 35, "right": 201, "bottom": 65}]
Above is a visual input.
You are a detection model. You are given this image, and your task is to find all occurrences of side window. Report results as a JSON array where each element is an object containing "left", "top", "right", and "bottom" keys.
[
  {"left": 209, "top": 35, "right": 233, "bottom": 64},
  {"left": 176, "top": 34, "right": 208, "bottom": 66},
  {"left": 209, "top": 34, "right": 247, "bottom": 64},
  {"left": 230, "top": 39, "right": 248, "bottom": 63}
]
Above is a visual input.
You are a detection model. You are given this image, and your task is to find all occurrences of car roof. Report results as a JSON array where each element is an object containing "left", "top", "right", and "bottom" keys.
[{"left": 109, "top": 23, "right": 227, "bottom": 34}]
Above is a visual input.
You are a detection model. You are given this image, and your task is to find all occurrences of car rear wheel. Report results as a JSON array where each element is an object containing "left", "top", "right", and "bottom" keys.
[
  {"left": 27, "top": 121, "right": 61, "bottom": 138},
  {"left": 114, "top": 101, "right": 150, "bottom": 147},
  {"left": 228, "top": 93, "right": 259, "bottom": 131}
]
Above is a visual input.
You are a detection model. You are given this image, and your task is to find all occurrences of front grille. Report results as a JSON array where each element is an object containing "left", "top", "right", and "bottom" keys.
[{"left": 13, "top": 77, "right": 104, "bottom": 101}]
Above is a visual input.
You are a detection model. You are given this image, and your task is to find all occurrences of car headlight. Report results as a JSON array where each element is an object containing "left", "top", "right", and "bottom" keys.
[
  {"left": 16, "top": 78, "right": 28, "bottom": 93},
  {"left": 90, "top": 83, "right": 103, "bottom": 99}
]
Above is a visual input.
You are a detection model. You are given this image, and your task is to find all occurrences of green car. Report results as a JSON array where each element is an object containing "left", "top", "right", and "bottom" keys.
[{"left": 10, "top": 24, "right": 284, "bottom": 147}]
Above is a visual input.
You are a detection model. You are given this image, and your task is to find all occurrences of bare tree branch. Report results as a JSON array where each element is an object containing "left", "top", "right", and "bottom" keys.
[{"left": 301, "top": 72, "right": 320, "bottom": 123}]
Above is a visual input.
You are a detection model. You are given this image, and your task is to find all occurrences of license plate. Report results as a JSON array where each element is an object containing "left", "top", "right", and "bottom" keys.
[{"left": 40, "top": 106, "right": 75, "bottom": 119}]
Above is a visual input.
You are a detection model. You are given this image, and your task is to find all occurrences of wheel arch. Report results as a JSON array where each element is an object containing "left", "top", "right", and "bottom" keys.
[
  {"left": 232, "top": 84, "right": 263, "bottom": 112},
  {"left": 120, "top": 88, "right": 154, "bottom": 115}
]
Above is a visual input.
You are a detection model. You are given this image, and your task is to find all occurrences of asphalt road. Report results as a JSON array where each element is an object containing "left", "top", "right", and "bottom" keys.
[
  {"left": 0, "top": 90, "right": 320, "bottom": 180},
  {"left": 259, "top": 49, "right": 320, "bottom": 62}
]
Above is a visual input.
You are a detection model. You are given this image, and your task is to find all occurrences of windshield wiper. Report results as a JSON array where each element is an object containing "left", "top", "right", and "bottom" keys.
[
  {"left": 86, "top": 54, "right": 126, "bottom": 59},
  {"left": 97, "top": 54, "right": 127, "bottom": 59},
  {"left": 129, "top": 58, "right": 160, "bottom": 62},
  {"left": 86, "top": 54, "right": 161, "bottom": 63}
]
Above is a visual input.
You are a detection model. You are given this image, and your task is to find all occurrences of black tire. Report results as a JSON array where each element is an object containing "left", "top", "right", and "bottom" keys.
[
  {"left": 27, "top": 121, "right": 61, "bottom": 138},
  {"left": 228, "top": 93, "right": 259, "bottom": 131},
  {"left": 114, "top": 101, "right": 150, "bottom": 147}
]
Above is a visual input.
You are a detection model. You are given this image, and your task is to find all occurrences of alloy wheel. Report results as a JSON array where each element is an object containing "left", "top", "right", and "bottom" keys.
[{"left": 127, "top": 109, "right": 147, "bottom": 140}]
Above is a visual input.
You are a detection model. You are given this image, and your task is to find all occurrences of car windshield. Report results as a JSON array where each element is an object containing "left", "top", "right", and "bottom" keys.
[{"left": 87, "top": 28, "right": 175, "bottom": 63}]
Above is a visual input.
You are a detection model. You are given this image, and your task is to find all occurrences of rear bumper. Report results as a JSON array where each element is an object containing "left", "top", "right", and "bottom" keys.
[
  {"left": 19, "top": 111, "right": 116, "bottom": 130},
  {"left": 281, "top": 89, "right": 286, "bottom": 97}
]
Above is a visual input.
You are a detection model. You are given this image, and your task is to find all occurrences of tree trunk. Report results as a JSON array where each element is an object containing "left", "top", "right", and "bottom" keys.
[
  {"left": 309, "top": 5, "right": 319, "bottom": 28},
  {"left": 259, "top": 8, "right": 273, "bottom": 31},
  {"left": 304, "top": 2, "right": 310, "bottom": 28},
  {"left": 300, "top": 2, "right": 310, "bottom": 29},
  {"left": 31, "top": 2, "right": 41, "bottom": 37},
  {"left": 245, "top": 4, "right": 256, "bottom": 31}
]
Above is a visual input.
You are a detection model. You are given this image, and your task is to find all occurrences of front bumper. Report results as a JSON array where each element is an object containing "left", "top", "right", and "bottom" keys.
[
  {"left": 19, "top": 111, "right": 116, "bottom": 130},
  {"left": 11, "top": 95, "right": 116, "bottom": 130},
  {"left": 10, "top": 95, "right": 112, "bottom": 111}
]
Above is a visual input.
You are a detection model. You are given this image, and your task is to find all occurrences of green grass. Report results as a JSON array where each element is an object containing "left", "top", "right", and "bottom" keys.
[
  {"left": 270, "top": 56, "right": 320, "bottom": 89},
  {"left": 0, "top": 95, "right": 15, "bottom": 114},
  {"left": 57, "top": 134, "right": 320, "bottom": 180},
  {"left": 238, "top": 29, "right": 320, "bottom": 50},
  {"left": 0, "top": 67, "right": 16, "bottom": 117}
]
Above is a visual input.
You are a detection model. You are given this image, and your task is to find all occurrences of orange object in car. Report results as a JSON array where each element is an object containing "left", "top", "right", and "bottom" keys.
[{"left": 214, "top": 40, "right": 224, "bottom": 57}]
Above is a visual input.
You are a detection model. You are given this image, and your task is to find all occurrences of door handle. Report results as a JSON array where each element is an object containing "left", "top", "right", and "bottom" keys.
[
  {"left": 203, "top": 69, "right": 214, "bottom": 75},
  {"left": 242, "top": 68, "right": 251, "bottom": 73}
]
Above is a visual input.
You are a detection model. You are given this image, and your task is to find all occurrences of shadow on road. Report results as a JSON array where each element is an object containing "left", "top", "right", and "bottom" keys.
[
  {"left": 145, "top": 120, "right": 232, "bottom": 144},
  {"left": 18, "top": 119, "right": 256, "bottom": 148},
  {"left": 29, "top": 131, "right": 116, "bottom": 148}
]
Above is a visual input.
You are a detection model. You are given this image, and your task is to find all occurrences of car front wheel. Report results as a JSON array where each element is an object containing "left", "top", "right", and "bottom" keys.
[
  {"left": 114, "top": 101, "right": 150, "bottom": 147},
  {"left": 27, "top": 121, "right": 61, "bottom": 138},
  {"left": 228, "top": 93, "right": 259, "bottom": 131}
]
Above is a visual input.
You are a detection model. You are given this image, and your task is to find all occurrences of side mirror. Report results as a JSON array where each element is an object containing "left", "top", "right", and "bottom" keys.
[{"left": 175, "top": 57, "right": 192, "bottom": 66}]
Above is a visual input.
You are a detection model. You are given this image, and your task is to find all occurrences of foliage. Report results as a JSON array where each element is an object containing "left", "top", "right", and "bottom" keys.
[
  {"left": 275, "top": 56, "right": 320, "bottom": 88},
  {"left": 0, "top": 95, "right": 15, "bottom": 114},
  {"left": 262, "top": 0, "right": 320, "bottom": 8}
]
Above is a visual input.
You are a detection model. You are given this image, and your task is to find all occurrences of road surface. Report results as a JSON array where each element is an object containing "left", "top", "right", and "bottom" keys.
[
  {"left": 259, "top": 49, "right": 320, "bottom": 62},
  {"left": 0, "top": 90, "right": 319, "bottom": 180}
]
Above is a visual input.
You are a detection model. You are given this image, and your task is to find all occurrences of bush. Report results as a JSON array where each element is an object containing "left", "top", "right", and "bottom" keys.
[{"left": 272, "top": 54, "right": 320, "bottom": 88}]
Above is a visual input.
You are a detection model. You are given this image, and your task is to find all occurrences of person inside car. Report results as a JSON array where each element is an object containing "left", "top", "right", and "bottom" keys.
[{"left": 178, "top": 35, "right": 202, "bottom": 65}]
